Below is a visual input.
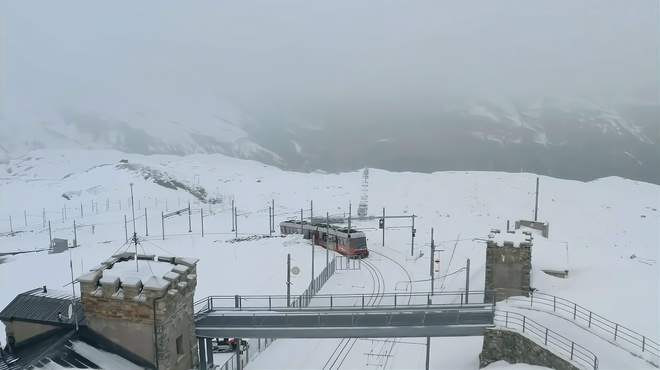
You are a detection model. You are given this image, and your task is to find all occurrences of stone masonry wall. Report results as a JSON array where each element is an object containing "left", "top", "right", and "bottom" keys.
[
  {"left": 480, "top": 328, "right": 579, "bottom": 370},
  {"left": 79, "top": 254, "right": 199, "bottom": 370},
  {"left": 485, "top": 241, "right": 531, "bottom": 302}
]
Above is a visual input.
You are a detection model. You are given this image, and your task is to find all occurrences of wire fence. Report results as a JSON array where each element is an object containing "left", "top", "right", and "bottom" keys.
[
  {"left": 495, "top": 310, "right": 599, "bottom": 370},
  {"left": 214, "top": 337, "right": 277, "bottom": 370},
  {"left": 497, "top": 289, "right": 659, "bottom": 365}
]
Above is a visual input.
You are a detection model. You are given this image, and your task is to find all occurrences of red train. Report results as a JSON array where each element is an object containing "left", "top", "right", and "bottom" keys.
[{"left": 279, "top": 220, "right": 369, "bottom": 258}]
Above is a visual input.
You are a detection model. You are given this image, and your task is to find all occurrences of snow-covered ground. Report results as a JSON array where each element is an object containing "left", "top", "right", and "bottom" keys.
[{"left": 0, "top": 149, "right": 658, "bottom": 369}]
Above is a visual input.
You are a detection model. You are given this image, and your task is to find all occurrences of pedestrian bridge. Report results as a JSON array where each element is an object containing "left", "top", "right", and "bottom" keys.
[{"left": 194, "top": 291, "right": 495, "bottom": 338}]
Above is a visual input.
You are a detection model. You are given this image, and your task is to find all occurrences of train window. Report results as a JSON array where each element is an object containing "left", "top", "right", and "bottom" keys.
[{"left": 351, "top": 238, "right": 367, "bottom": 249}]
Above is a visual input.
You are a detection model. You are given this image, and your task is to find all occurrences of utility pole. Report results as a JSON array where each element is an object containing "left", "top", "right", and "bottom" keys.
[
  {"left": 465, "top": 258, "right": 471, "bottom": 304},
  {"left": 42, "top": 208, "right": 46, "bottom": 228},
  {"left": 534, "top": 177, "right": 540, "bottom": 221},
  {"left": 187, "top": 202, "right": 192, "bottom": 233},
  {"left": 24, "top": 209, "right": 27, "bottom": 227},
  {"left": 144, "top": 208, "right": 149, "bottom": 236},
  {"left": 124, "top": 215, "right": 128, "bottom": 243},
  {"left": 382, "top": 207, "right": 386, "bottom": 246},
  {"left": 300, "top": 209, "right": 303, "bottom": 234},
  {"left": 9, "top": 215, "right": 13, "bottom": 233},
  {"left": 161, "top": 212, "right": 165, "bottom": 241},
  {"left": 425, "top": 336, "right": 431, "bottom": 370},
  {"left": 348, "top": 202, "right": 351, "bottom": 231},
  {"left": 326, "top": 212, "right": 330, "bottom": 269},
  {"left": 200, "top": 209, "right": 204, "bottom": 237},
  {"left": 310, "top": 200, "right": 313, "bottom": 222},
  {"left": 48, "top": 221, "right": 52, "bottom": 249},
  {"left": 287, "top": 253, "right": 291, "bottom": 308},
  {"left": 80, "top": 203, "right": 83, "bottom": 218}
]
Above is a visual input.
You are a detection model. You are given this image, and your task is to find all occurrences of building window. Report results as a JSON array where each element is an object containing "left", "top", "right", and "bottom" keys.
[{"left": 176, "top": 335, "right": 184, "bottom": 356}]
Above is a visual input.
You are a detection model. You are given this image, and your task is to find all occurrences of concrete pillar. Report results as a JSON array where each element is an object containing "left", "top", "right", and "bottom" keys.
[{"left": 198, "top": 337, "right": 207, "bottom": 370}]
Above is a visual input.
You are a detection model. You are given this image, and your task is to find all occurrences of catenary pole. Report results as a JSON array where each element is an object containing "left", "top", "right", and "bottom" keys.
[
  {"left": 382, "top": 207, "right": 385, "bottom": 246},
  {"left": 187, "top": 202, "right": 192, "bottom": 233},
  {"left": 534, "top": 177, "right": 540, "bottom": 221},
  {"left": 465, "top": 258, "right": 471, "bottom": 304},
  {"left": 287, "top": 253, "right": 291, "bottom": 307}
]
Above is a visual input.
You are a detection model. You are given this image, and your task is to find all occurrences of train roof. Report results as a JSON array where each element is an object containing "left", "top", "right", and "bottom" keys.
[{"left": 280, "top": 220, "right": 365, "bottom": 237}]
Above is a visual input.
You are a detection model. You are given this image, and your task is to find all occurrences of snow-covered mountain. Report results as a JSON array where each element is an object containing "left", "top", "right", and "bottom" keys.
[
  {"left": 0, "top": 103, "right": 283, "bottom": 166},
  {"left": 245, "top": 98, "right": 660, "bottom": 185}
]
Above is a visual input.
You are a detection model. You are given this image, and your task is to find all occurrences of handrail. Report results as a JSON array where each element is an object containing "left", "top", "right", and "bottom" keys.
[
  {"left": 494, "top": 288, "right": 659, "bottom": 362},
  {"left": 193, "top": 290, "right": 495, "bottom": 317},
  {"left": 495, "top": 310, "right": 599, "bottom": 370}
]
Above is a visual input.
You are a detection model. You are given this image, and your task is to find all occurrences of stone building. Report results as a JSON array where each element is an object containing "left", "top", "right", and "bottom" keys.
[
  {"left": 484, "top": 230, "right": 532, "bottom": 302},
  {"left": 0, "top": 252, "right": 200, "bottom": 370},
  {"left": 78, "top": 252, "right": 199, "bottom": 370}
]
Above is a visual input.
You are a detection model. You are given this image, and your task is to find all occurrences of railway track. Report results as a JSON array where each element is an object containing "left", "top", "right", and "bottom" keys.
[
  {"left": 368, "top": 250, "right": 414, "bottom": 369},
  {"left": 323, "top": 259, "right": 385, "bottom": 369}
]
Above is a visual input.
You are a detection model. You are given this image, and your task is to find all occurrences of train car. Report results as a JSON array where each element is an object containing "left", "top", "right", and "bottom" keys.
[{"left": 279, "top": 220, "right": 369, "bottom": 258}]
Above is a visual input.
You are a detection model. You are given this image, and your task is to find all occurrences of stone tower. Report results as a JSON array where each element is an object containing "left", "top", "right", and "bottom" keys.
[
  {"left": 78, "top": 252, "right": 199, "bottom": 370},
  {"left": 484, "top": 231, "right": 532, "bottom": 303}
]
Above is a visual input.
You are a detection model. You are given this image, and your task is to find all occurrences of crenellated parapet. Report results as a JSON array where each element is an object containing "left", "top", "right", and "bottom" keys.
[
  {"left": 78, "top": 253, "right": 198, "bottom": 308},
  {"left": 77, "top": 252, "right": 200, "bottom": 369}
]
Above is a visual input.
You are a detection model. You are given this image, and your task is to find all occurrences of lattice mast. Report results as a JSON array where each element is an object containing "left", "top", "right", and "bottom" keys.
[{"left": 357, "top": 168, "right": 369, "bottom": 217}]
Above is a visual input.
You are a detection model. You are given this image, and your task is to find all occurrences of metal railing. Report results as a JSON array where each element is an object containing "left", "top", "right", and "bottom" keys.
[
  {"left": 194, "top": 290, "right": 494, "bottom": 316},
  {"left": 495, "top": 310, "right": 599, "bottom": 370},
  {"left": 496, "top": 289, "right": 659, "bottom": 363}
]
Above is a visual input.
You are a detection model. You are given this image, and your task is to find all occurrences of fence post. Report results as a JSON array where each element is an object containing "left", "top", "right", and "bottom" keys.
[
  {"left": 614, "top": 323, "right": 618, "bottom": 341},
  {"left": 394, "top": 294, "right": 397, "bottom": 307},
  {"left": 362, "top": 294, "right": 365, "bottom": 309},
  {"left": 505, "top": 311, "right": 509, "bottom": 327},
  {"left": 588, "top": 311, "right": 592, "bottom": 327},
  {"left": 530, "top": 291, "right": 533, "bottom": 307},
  {"left": 573, "top": 303, "right": 577, "bottom": 320},
  {"left": 642, "top": 336, "right": 646, "bottom": 352},
  {"left": 269, "top": 296, "right": 272, "bottom": 311},
  {"left": 570, "top": 342, "right": 574, "bottom": 360},
  {"left": 330, "top": 295, "right": 333, "bottom": 309},
  {"left": 544, "top": 328, "right": 548, "bottom": 345},
  {"left": 553, "top": 296, "right": 556, "bottom": 312},
  {"left": 522, "top": 316, "right": 526, "bottom": 333}
]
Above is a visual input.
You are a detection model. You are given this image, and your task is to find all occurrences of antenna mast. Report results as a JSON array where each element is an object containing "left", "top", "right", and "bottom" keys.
[{"left": 130, "top": 183, "right": 139, "bottom": 271}]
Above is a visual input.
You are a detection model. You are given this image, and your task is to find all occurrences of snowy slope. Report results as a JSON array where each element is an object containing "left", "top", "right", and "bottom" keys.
[{"left": 0, "top": 149, "right": 658, "bottom": 369}]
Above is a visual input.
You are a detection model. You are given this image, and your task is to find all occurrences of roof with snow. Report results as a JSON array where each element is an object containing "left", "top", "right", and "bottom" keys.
[
  {"left": 0, "top": 288, "right": 83, "bottom": 327},
  {"left": 0, "top": 327, "right": 146, "bottom": 370}
]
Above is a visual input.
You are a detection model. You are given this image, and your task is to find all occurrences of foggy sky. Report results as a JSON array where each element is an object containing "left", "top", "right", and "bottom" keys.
[{"left": 1, "top": 1, "right": 658, "bottom": 123}]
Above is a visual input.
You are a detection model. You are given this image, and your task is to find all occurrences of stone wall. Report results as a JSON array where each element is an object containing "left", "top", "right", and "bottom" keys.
[
  {"left": 480, "top": 328, "right": 579, "bottom": 370},
  {"left": 485, "top": 241, "right": 531, "bottom": 302},
  {"left": 78, "top": 254, "right": 199, "bottom": 370}
]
